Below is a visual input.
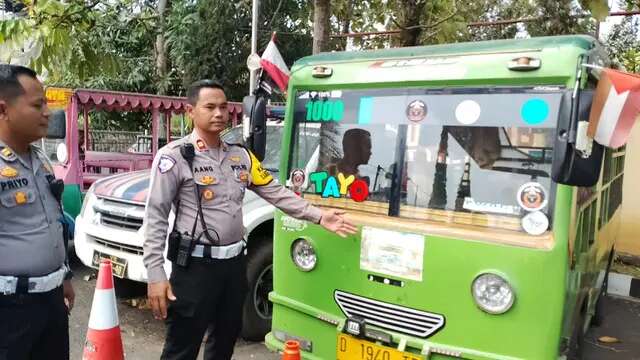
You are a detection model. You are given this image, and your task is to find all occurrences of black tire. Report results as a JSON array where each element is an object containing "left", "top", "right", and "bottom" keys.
[
  {"left": 241, "top": 237, "right": 273, "bottom": 341},
  {"left": 568, "top": 303, "right": 586, "bottom": 360}
]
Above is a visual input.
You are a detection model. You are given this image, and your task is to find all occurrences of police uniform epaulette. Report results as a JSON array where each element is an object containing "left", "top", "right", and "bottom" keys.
[
  {"left": 224, "top": 141, "right": 245, "bottom": 149},
  {"left": 0, "top": 146, "right": 17, "bottom": 162},
  {"left": 166, "top": 138, "right": 186, "bottom": 150}
]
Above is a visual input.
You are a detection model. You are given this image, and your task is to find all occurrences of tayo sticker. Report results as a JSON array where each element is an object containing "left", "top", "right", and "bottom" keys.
[
  {"left": 196, "top": 139, "right": 207, "bottom": 152},
  {"left": 406, "top": 100, "right": 427, "bottom": 123},
  {"left": 291, "top": 169, "right": 306, "bottom": 188},
  {"left": 15, "top": 191, "right": 27, "bottom": 205},
  {"left": 158, "top": 155, "right": 176, "bottom": 174},
  {"left": 309, "top": 171, "right": 368, "bottom": 202},
  {"left": 202, "top": 189, "right": 214, "bottom": 201},
  {"left": 521, "top": 211, "right": 549, "bottom": 235},
  {"left": 517, "top": 182, "right": 547, "bottom": 212},
  {"left": 200, "top": 176, "right": 216, "bottom": 185},
  {"left": 1, "top": 167, "right": 18, "bottom": 178}
]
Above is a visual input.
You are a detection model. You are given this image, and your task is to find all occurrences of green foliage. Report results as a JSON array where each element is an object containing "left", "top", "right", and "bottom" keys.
[
  {"left": 605, "top": 17, "right": 640, "bottom": 73},
  {"left": 0, "top": 0, "right": 119, "bottom": 81}
]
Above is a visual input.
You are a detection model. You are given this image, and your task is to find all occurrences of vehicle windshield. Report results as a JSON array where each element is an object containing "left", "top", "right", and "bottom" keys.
[
  {"left": 223, "top": 124, "right": 320, "bottom": 176},
  {"left": 288, "top": 87, "right": 563, "bottom": 233}
]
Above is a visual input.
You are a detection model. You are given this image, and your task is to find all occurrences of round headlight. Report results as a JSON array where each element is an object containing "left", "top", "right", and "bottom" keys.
[
  {"left": 472, "top": 273, "right": 515, "bottom": 314},
  {"left": 291, "top": 238, "right": 317, "bottom": 271}
]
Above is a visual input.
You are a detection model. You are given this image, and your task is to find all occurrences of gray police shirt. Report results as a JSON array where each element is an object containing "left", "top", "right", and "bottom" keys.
[
  {"left": 143, "top": 132, "right": 322, "bottom": 283},
  {"left": 0, "top": 141, "right": 66, "bottom": 277}
]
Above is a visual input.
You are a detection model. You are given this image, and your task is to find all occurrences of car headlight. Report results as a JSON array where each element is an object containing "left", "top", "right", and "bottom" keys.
[
  {"left": 291, "top": 238, "right": 317, "bottom": 271},
  {"left": 472, "top": 273, "right": 515, "bottom": 314},
  {"left": 80, "top": 185, "right": 97, "bottom": 218}
]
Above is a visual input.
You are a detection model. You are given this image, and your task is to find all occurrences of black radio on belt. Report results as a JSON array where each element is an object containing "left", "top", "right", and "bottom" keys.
[{"left": 167, "top": 231, "right": 196, "bottom": 268}]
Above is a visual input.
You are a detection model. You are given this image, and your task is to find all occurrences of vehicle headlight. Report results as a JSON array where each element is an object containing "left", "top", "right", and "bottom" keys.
[
  {"left": 80, "top": 185, "right": 97, "bottom": 218},
  {"left": 472, "top": 273, "right": 515, "bottom": 314},
  {"left": 291, "top": 238, "right": 317, "bottom": 271}
]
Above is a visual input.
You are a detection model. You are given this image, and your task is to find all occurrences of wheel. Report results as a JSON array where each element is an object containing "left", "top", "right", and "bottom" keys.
[
  {"left": 241, "top": 237, "right": 273, "bottom": 341},
  {"left": 568, "top": 303, "right": 586, "bottom": 360}
]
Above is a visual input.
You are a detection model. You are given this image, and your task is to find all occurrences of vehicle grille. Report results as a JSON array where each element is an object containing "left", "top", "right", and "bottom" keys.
[
  {"left": 90, "top": 235, "right": 143, "bottom": 256},
  {"left": 334, "top": 290, "right": 445, "bottom": 338},
  {"left": 94, "top": 199, "right": 145, "bottom": 231},
  {"left": 100, "top": 212, "right": 143, "bottom": 231}
]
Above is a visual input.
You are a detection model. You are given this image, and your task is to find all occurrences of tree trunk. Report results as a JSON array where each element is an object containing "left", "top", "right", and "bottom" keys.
[
  {"left": 155, "top": 0, "right": 170, "bottom": 95},
  {"left": 397, "top": 0, "right": 425, "bottom": 47},
  {"left": 312, "top": 0, "right": 330, "bottom": 54}
]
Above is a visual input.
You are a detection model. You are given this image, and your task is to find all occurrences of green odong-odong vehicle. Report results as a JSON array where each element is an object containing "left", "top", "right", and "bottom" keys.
[{"left": 248, "top": 35, "right": 624, "bottom": 359}]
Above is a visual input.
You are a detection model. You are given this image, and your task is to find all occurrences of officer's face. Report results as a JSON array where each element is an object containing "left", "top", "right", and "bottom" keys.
[
  {"left": 187, "top": 87, "right": 229, "bottom": 135},
  {"left": 0, "top": 75, "right": 50, "bottom": 143}
]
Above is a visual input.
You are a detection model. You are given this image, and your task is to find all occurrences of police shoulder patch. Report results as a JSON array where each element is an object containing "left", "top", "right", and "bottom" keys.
[
  {"left": 248, "top": 151, "right": 273, "bottom": 186},
  {"left": 158, "top": 155, "right": 176, "bottom": 174}
]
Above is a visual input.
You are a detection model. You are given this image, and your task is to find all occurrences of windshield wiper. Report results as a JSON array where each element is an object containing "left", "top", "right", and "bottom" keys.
[{"left": 490, "top": 166, "right": 549, "bottom": 178}]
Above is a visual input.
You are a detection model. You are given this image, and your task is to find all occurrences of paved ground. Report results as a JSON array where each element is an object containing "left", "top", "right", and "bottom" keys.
[
  {"left": 69, "top": 257, "right": 640, "bottom": 359},
  {"left": 584, "top": 295, "right": 640, "bottom": 359},
  {"left": 69, "top": 260, "right": 278, "bottom": 360}
]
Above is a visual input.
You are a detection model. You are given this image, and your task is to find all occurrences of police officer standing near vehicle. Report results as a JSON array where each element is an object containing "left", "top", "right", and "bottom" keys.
[
  {"left": 0, "top": 65, "right": 75, "bottom": 359},
  {"left": 144, "top": 80, "right": 357, "bottom": 360}
]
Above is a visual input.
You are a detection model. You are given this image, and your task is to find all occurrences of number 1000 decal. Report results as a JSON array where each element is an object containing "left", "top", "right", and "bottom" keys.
[{"left": 305, "top": 100, "right": 345, "bottom": 122}]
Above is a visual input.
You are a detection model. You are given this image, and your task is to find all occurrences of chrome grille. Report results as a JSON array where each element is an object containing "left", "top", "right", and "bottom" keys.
[
  {"left": 334, "top": 290, "right": 445, "bottom": 338},
  {"left": 90, "top": 235, "right": 143, "bottom": 255},
  {"left": 100, "top": 212, "right": 143, "bottom": 230},
  {"left": 94, "top": 199, "right": 145, "bottom": 231}
]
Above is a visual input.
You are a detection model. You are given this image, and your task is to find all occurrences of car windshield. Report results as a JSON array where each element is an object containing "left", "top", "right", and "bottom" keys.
[{"left": 288, "top": 87, "right": 563, "bottom": 233}]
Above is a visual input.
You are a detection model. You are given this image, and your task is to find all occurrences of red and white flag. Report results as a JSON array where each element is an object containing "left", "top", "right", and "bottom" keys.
[
  {"left": 587, "top": 67, "right": 640, "bottom": 148},
  {"left": 260, "top": 33, "right": 290, "bottom": 93}
]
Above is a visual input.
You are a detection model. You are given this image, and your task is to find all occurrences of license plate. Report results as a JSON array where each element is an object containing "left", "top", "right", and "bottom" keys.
[
  {"left": 91, "top": 251, "right": 128, "bottom": 279},
  {"left": 337, "top": 334, "right": 425, "bottom": 360}
]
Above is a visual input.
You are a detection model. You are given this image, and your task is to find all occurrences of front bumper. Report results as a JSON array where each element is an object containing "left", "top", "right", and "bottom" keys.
[{"left": 74, "top": 216, "right": 171, "bottom": 282}]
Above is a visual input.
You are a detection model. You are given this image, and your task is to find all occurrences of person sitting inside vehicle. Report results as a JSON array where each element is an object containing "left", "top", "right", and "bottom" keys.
[{"left": 327, "top": 128, "right": 372, "bottom": 185}]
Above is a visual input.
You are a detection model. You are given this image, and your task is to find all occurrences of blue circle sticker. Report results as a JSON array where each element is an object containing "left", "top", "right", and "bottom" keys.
[{"left": 521, "top": 99, "right": 549, "bottom": 125}]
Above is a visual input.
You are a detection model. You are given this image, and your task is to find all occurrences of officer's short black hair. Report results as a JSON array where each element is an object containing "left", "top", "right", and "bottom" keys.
[
  {"left": 187, "top": 80, "right": 225, "bottom": 105},
  {"left": 0, "top": 64, "right": 38, "bottom": 103}
]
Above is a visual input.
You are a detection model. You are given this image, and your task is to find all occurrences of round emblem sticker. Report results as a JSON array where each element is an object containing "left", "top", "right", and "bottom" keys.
[
  {"left": 291, "top": 169, "right": 306, "bottom": 187},
  {"left": 521, "top": 211, "right": 549, "bottom": 236},
  {"left": 406, "top": 100, "right": 427, "bottom": 122},
  {"left": 517, "top": 182, "right": 548, "bottom": 212}
]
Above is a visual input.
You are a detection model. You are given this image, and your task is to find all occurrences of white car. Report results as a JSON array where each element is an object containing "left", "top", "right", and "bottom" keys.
[{"left": 74, "top": 123, "right": 319, "bottom": 340}]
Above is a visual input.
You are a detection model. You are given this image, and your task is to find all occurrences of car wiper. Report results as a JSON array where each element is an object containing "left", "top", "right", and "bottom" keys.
[{"left": 490, "top": 166, "right": 549, "bottom": 178}]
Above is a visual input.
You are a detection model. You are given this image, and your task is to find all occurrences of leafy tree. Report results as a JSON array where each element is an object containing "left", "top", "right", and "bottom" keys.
[{"left": 605, "top": 15, "right": 640, "bottom": 72}]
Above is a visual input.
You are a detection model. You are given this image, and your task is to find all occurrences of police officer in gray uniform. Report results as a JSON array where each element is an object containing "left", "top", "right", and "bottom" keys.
[
  {"left": 0, "top": 65, "right": 75, "bottom": 359},
  {"left": 143, "top": 80, "right": 357, "bottom": 360}
]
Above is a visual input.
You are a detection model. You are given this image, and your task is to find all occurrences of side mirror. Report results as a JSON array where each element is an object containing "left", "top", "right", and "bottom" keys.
[
  {"left": 243, "top": 95, "right": 267, "bottom": 161},
  {"left": 47, "top": 110, "right": 66, "bottom": 139},
  {"left": 552, "top": 90, "right": 604, "bottom": 186}
]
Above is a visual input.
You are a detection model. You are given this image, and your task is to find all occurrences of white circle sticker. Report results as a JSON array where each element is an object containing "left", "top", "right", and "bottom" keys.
[
  {"left": 517, "top": 182, "right": 548, "bottom": 212},
  {"left": 521, "top": 211, "right": 549, "bottom": 235},
  {"left": 455, "top": 100, "right": 481, "bottom": 125}
]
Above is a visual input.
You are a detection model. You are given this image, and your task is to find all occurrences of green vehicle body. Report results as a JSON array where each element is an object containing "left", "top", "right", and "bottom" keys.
[{"left": 265, "top": 36, "right": 623, "bottom": 359}]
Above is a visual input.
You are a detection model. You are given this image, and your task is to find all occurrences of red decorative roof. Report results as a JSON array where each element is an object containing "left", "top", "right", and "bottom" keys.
[{"left": 74, "top": 89, "right": 242, "bottom": 115}]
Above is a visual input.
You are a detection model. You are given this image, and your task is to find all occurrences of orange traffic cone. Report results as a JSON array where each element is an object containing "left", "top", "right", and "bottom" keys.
[
  {"left": 282, "top": 340, "right": 301, "bottom": 360},
  {"left": 82, "top": 260, "right": 125, "bottom": 360}
]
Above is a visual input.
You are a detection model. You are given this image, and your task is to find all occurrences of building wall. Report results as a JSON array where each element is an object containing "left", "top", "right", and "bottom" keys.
[{"left": 617, "top": 124, "right": 640, "bottom": 256}]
